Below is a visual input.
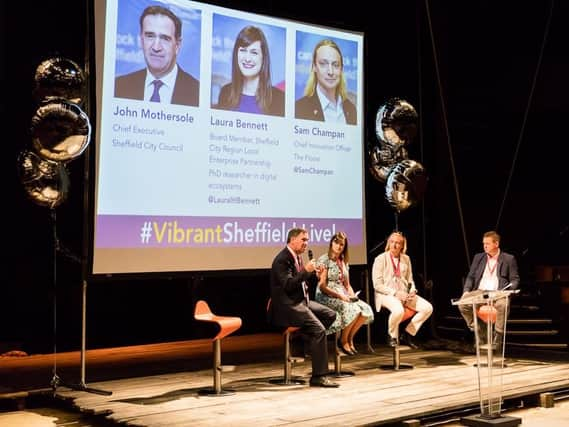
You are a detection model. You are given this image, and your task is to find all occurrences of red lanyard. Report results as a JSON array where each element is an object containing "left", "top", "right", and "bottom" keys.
[
  {"left": 336, "top": 258, "right": 345, "bottom": 283},
  {"left": 486, "top": 255, "right": 498, "bottom": 274},
  {"left": 390, "top": 254, "right": 401, "bottom": 278}
]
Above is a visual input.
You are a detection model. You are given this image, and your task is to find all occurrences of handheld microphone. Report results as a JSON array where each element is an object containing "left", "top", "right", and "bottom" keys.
[{"left": 308, "top": 249, "right": 314, "bottom": 261}]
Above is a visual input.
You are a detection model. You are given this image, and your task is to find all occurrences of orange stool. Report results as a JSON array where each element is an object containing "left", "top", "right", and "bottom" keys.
[
  {"left": 476, "top": 304, "right": 499, "bottom": 350},
  {"left": 266, "top": 299, "right": 306, "bottom": 385},
  {"left": 474, "top": 303, "right": 507, "bottom": 363},
  {"left": 194, "top": 300, "right": 242, "bottom": 396},
  {"left": 477, "top": 304, "right": 497, "bottom": 323},
  {"left": 380, "top": 306, "right": 417, "bottom": 371}
]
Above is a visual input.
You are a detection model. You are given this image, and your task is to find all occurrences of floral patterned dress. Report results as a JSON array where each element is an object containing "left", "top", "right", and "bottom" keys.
[{"left": 315, "top": 254, "right": 374, "bottom": 335}]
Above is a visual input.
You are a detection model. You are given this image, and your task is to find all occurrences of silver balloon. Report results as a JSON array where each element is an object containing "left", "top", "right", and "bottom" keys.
[
  {"left": 375, "top": 98, "right": 418, "bottom": 148},
  {"left": 369, "top": 146, "right": 394, "bottom": 183},
  {"left": 31, "top": 100, "right": 91, "bottom": 162},
  {"left": 34, "top": 57, "right": 85, "bottom": 105},
  {"left": 385, "top": 159, "right": 427, "bottom": 212},
  {"left": 18, "top": 150, "right": 70, "bottom": 208}
]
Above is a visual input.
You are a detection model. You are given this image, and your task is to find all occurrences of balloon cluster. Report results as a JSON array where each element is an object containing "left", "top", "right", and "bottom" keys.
[
  {"left": 369, "top": 98, "right": 427, "bottom": 212},
  {"left": 17, "top": 58, "right": 91, "bottom": 208}
]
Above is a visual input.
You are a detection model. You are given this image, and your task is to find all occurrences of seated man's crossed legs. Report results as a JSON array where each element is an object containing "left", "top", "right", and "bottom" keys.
[{"left": 381, "top": 294, "right": 433, "bottom": 349}]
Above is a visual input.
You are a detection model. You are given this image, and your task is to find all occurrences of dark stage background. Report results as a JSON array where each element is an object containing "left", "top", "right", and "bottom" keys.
[{"left": 3, "top": 1, "right": 567, "bottom": 354}]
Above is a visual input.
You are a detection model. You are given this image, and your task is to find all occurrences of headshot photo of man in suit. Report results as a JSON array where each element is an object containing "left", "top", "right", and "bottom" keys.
[{"left": 114, "top": 4, "right": 200, "bottom": 106}]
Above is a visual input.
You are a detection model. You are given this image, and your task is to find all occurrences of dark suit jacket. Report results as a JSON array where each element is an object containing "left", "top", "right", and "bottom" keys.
[
  {"left": 114, "top": 67, "right": 199, "bottom": 106},
  {"left": 268, "top": 247, "right": 318, "bottom": 327},
  {"left": 295, "top": 93, "right": 357, "bottom": 125},
  {"left": 215, "top": 84, "right": 285, "bottom": 116},
  {"left": 463, "top": 251, "right": 520, "bottom": 293}
]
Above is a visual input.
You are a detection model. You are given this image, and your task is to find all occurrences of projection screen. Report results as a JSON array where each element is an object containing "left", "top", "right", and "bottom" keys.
[{"left": 91, "top": 0, "right": 366, "bottom": 274}]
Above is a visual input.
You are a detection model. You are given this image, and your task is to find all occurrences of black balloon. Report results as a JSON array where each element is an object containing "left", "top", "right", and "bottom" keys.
[
  {"left": 31, "top": 100, "right": 91, "bottom": 162},
  {"left": 385, "top": 159, "right": 427, "bottom": 212},
  {"left": 18, "top": 150, "right": 70, "bottom": 208},
  {"left": 33, "top": 57, "right": 85, "bottom": 105},
  {"left": 375, "top": 98, "right": 418, "bottom": 147}
]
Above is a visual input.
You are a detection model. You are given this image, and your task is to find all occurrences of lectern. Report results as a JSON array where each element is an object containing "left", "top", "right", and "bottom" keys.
[{"left": 452, "top": 290, "right": 521, "bottom": 427}]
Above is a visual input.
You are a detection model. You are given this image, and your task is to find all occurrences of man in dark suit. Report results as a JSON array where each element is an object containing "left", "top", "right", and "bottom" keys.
[
  {"left": 114, "top": 5, "right": 199, "bottom": 106},
  {"left": 268, "top": 227, "right": 339, "bottom": 388},
  {"left": 458, "top": 230, "right": 520, "bottom": 344},
  {"left": 295, "top": 39, "right": 356, "bottom": 125}
]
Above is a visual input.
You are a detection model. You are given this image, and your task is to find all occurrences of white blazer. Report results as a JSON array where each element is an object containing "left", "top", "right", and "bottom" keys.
[{"left": 371, "top": 251, "right": 416, "bottom": 312}]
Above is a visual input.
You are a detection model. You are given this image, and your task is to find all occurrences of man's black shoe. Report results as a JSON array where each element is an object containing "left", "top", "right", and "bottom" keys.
[
  {"left": 388, "top": 337, "right": 398, "bottom": 347},
  {"left": 400, "top": 332, "right": 419, "bottom": 349},
  {"left": 309, "top": 376, "right": 340, "bottom": 388}
]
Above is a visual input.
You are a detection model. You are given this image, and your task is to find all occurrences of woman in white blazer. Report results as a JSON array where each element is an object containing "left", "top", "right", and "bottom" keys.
[{"left": 372, "top": 232, "right": 433, "bottom": 347}]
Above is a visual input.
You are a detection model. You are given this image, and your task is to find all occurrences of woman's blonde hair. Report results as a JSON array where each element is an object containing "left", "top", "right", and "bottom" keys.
[
  {"left": 384, "top": 231, "right": 407, "bottom": 254},
  {"left": 303, "top": 39, "right": 348, "bottom": 101}
]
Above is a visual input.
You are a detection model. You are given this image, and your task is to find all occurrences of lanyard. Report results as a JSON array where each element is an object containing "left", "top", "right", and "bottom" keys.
[
  {"left": 390, "top": 254, "right": 401, "bottom": 278},
  {"left": 335, "top": 258, "right": 345, "bottom": 283},
  {"left": 486, "top": 254, "right": 498, "bottom": 275}
]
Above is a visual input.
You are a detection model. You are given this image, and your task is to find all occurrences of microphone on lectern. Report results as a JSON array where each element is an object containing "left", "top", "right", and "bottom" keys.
[{"left": 308, "top": 249, "right": 314, "bottom": 261}]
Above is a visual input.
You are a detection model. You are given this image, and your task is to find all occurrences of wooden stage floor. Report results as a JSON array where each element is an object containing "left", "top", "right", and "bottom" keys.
[{"left": 2, "top": 334, "right": 569, "bottom": 426}]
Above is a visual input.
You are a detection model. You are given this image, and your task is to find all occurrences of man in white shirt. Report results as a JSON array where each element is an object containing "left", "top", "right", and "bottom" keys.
[{"left": 458, "top": 231, "right": 520, "bottom": 346}]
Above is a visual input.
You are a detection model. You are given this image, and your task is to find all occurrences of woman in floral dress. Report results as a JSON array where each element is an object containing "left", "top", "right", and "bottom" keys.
[{"left": 315, "top": 231, "right": 374, "bottom": 355}]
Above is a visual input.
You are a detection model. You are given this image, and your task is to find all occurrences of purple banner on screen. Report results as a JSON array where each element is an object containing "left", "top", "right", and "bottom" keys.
[{"left": 95, "top": 215, "right": 363, "bottom": 248}]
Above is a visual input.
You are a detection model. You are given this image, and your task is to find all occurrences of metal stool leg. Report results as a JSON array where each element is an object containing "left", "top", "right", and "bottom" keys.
[
  {"left": 330, "top": 332, "right": 355, "bottom": 377},
  {"left": 198, "top": 339, "right": 236, "bottom": 396},
  {"left": 380, "top": 337, "right": 414, "bottom": 371},
  {"left": 269, "top": 330, "right": 306, "bottom": 385}
]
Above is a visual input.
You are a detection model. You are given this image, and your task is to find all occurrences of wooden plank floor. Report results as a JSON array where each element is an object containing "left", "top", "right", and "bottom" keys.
[
  {"left": 46, "top": 339, "right": 569, "bottom": 426},
  {"left": 0, "top": 334, "right": 284, "bottom": 393}
]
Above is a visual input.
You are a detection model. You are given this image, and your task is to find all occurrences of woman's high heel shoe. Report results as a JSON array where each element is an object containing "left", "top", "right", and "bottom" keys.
[{"left": 337, "top": 339, "right": 355, "bottom": 356}]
